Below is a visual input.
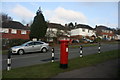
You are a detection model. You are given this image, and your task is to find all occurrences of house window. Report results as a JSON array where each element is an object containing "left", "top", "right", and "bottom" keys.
[
  {"left": 82, "top": 29, "right": 85, "bottom": 32},
  {"left": 110, "top": 31, "right": 112, "bottom": 33},
  {"left": 90, "top": 30, "right": 92, "bottom": 33},
  {"left": 104, "top": 30, "right": 106, "bottom": 33},
  {"left": 102, "top": 30, "right": 104, "bottom": 32},
  {"left": 0, "top": 28, "right": 9, "bottom": 33},
  {"left": 21, "top": 30, "right": 26, "bottom": 34},
  {"left": 106, "top": 30, "right": 109, "bottom": 33},
  {"left": 11, "top": 29, "right": 17, "bottom": 34}
]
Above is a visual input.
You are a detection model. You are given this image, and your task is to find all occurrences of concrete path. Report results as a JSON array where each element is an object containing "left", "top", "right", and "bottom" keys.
[{"left": 53, "top": 59, "right": 120, "bottom": 78}]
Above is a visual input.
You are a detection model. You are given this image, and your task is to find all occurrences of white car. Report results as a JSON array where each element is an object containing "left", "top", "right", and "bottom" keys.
[{"left": 10, "top": 41, "right": 49, "bottom": 55}]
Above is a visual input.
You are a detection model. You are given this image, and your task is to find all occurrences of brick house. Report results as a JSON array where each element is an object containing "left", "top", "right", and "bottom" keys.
[
  {"left": 1, "top": 21, "right": 30, "bottom": 40},
  {"left": 95, "top": 25, "right": 115, "bottom": 40}
]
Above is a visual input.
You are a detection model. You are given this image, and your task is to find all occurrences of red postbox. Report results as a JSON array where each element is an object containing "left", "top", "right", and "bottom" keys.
[{"left": 59, "top": 40, "right": 69, "bottom": 69}]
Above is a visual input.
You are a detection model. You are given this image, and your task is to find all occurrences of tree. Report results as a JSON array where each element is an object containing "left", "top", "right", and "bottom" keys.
[
  {"left": 29, "top": 7, "right": 48, "bottom": 40},
  {"left": 0, "top": 13, "right": 13, "bottom": 22}
]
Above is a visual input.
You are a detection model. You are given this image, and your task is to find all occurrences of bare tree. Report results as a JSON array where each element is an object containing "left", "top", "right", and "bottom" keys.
[{"left": 0, "top": 13, "right": 13, "bottom": 22}]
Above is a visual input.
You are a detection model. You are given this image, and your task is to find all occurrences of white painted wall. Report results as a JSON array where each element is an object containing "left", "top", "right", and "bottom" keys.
[
  {"left": 71, "top": 28, "right": 96, "bottom": 37},
  {"left": 46, "top": 28, "right": 70, "bottom": 37},
  {"left": 0, "top": 28, "right": 9, "bottom": 33},
  {"left": 116, "top": 35, "right": 120, "bottom": 40},
  {"left": 46, "top": 28, "right": 58, "bottom": 37}
]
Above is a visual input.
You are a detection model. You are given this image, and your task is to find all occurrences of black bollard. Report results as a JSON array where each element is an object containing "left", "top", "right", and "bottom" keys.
[
  {"left": 51, "top": 48, "right": 54, "bottom": 62},
  {"left": 98, "top": 42, "right": 101, "bottom": 53},
  {"left": 80, "top": 45, "right": 83, "bottom": 57},
  {"left": 7, "top": 50, "right": 11, "bottom": 71}
]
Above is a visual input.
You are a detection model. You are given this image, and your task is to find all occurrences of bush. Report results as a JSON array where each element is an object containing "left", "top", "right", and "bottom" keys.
[
  {"left": 2, "top": 39, "right": 29, "bottom": 50},
  {"left": 94, "top": 37, "right": 102, "bottom": 43}
]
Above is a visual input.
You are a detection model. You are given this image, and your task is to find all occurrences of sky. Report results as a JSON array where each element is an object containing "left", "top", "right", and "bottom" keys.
[{"left": 1, "top": 0, "right": 119, "bottom": 29}]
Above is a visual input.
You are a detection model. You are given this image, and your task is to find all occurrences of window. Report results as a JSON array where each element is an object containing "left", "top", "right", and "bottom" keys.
[
  {"left": 21, "top": 30, "right": 26, "bottom": 34},
  {"left": 34, "top": 42, "right": 43, "bottom": 45},
  {"left": 82, "top": 29, "right": 85, "bottom": 32},
  {"left": 102, "top": 30, "right": 104, "bottom": 32},
  {"left": 110, "top": 31, "right": 112, "bottom": 33},
  {"left": 11, "top": 29, "right": 17, "bottom": 34},
  {"left": 0, "top": 28, "right": 9, "bottom": 33},
  {"left": 106, "top": 30, "right": 109, "bottom": 33},
  {"left": 28, "top": 42, "right": 34, "bottom": 46},
  {"left": 89, "top": 30, "right": 92, "bottom": 33}
]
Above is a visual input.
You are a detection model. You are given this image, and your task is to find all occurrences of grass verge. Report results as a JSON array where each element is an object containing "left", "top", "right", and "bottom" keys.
[
  {"left": 69, "top": 41, "right": 119, "bottom": 48},
  {"left": 2, "top": 49, "right": 120, "bottom": 78},
  {"left": 69, "top": 43, "right": 98, "bottom": 48},
  {"left": 1, "top": 50, "right": 8, "bottom": 55}
]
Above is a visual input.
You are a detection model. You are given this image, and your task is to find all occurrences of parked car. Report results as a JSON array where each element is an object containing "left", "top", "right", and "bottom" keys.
[
  {"left": 82, "top": 38, "right": 94, "bottom": 43},
  {"left": 86, "top": 39, "right": 94, "bottom": 43},
  {"left": 72, "top": 39, "right": 79, "bottom": 43},
  {"left": 10, "top": 41, "right": 49, "bottom": 55}
]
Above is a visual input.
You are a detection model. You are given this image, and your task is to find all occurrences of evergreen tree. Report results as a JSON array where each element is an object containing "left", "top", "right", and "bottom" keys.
[{"left": 29, "top": 7, "right": 48, "bottom": 40}]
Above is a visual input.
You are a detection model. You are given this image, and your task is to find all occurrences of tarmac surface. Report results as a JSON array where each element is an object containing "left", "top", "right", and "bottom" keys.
[{"left": 53, "top": 59, "right": 120, "bottom": 78}]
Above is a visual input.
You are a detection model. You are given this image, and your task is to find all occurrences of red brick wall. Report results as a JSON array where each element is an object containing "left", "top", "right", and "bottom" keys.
[{"left": 2, "top": 29, "right": 30, "bottom": 40}]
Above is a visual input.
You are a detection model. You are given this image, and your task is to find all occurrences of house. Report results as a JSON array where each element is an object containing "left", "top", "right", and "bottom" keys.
[
  {"left": 115, "top": 34, "right": 120, "bottom": 40},
  {"left": 113, "top": 28, "right": 120, "bottom": 40},
  {"left": 1, "top": 21, "right": 30, "bottom": 40},
  {"left": 70, "top": 24, "right": 96, "bottom": 40},
  {"left": 95, "top": 25, "right": 115, "bottom": 40},
  {"left": 46, "top": 23, "right": 70, "bottom": 42}
]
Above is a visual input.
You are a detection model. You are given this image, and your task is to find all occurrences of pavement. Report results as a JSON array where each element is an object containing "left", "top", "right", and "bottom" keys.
[{"left": 52, "top": 59, "right": 120, "bottom": 78}]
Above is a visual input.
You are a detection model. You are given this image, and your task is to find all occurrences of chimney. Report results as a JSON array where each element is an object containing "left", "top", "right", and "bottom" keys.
[
  {"left": 75, "top": 22, "right": 77, "bottom": 28},
  {"left": 26, "top": 24, "right": 29, "bottom": 27},
  {"left": 95, "top": 25, "right": 97, "bottom": 28},
  {"left": 75, "top": 22, "right": 77, "bottom": 26},
  {"left": 65, "top": 24, "right": 67, "bottom": 27}
]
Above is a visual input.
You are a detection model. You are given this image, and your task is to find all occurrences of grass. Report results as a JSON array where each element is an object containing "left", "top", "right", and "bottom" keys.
[
  {"left": 1, "top": 50, "right": 8, "bottom": 54},
  {"left": 2, "top": 49, "right": 120, "bottom": 78},
  {"left": 102, "top": 41, "right": 119, "bottom": 44},
  {"left": 69, "top": 43, "right": 98, "bottom": 48},
  {"left": 69, "top": 41, "right": 119, "bottom": 48}
]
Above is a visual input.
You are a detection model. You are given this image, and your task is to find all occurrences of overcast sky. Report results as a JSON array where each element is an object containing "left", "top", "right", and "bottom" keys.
[{"left": 1, "top": 0, "right": 119, "bottom": 28}]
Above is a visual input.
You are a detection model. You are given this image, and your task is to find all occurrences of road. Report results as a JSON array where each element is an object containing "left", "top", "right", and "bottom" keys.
[{"left": 1, "top": 43, "right": 119, "bottom": 70}]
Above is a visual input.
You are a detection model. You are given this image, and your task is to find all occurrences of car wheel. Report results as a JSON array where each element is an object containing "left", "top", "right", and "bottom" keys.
[
  {"left": 42, "top": 48, "right": 47, "bottom": 53},
  {"left": 18, "top": 49, "right": 24, "bottom": 55}
]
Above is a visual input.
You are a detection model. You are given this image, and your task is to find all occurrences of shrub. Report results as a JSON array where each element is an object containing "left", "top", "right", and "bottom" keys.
[
  {"left": 94, "top": 37, "right": 102, "bottom": 42},
  {"left": 2, "top": 39, "right": 29, "bottom": 50}
]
